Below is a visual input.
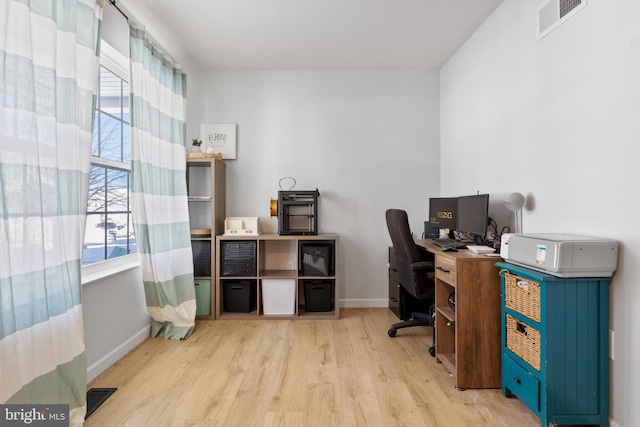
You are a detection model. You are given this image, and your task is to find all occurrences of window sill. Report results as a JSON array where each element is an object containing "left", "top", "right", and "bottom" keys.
[{"left": 82, "top": 254, "right": 140, "bottom": 287}]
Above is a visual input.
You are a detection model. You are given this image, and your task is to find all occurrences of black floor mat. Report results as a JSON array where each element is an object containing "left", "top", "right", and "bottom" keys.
[{"left": 85, "top": 388, "right": 117, "bottom": 419}]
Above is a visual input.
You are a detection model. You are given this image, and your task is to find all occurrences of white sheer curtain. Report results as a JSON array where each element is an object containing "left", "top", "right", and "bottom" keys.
[
  {"left": 0, "top": 0, "right": 104, "bottom": 425},
  {"left": 129, "top": 23, "right": 196, "bottom": 340}
]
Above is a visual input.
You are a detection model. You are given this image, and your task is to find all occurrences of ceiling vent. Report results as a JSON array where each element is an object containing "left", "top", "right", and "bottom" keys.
[{"left": 537, "top": 0, "right": 587, "bottom": 41}]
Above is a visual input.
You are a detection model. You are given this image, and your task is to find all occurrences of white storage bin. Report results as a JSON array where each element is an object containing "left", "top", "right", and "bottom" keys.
[
  {"left": 261, "top": 279, "right": 296, "bottom": 315},
  {"left": 224, "top": 217, "right": 260, "bottom": 236}
]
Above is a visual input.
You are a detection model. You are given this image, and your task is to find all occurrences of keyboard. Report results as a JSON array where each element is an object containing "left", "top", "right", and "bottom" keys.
[{"left": 431, "top": 238, "right": 467, "bottom": 250}]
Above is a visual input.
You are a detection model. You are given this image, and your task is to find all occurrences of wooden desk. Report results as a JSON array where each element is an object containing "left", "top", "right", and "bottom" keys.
[{"left": 416, "top": 239, "right": 502, "bottom": 389}]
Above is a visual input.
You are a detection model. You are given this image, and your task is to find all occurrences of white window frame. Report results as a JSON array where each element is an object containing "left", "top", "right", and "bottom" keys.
[{"left": 82, "top": 41, "right": 139, "bottom": 286}]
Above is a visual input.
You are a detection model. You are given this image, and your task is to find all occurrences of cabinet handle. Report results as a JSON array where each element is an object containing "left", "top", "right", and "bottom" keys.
[
  {"left": 514, "top": 377, "right": 521, "bottom": 385},
  {"left": 446, "top": 320, "right": 455, "bottom": 327},
  {"left": 390, "top": 297, "right": 398, "bottom": 303},
  {"left": 436, "top": 266, "right": 450, "bottom": 273}
]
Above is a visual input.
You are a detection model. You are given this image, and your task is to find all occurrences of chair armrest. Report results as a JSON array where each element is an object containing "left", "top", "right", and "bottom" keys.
[{"left": 410, "top": 261, "right": 434, "bottom": 271}]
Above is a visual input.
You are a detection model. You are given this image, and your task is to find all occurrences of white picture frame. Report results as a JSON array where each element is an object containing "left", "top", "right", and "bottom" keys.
[{"left": 200, "top": 123, "right": 237, "bottom": 159}]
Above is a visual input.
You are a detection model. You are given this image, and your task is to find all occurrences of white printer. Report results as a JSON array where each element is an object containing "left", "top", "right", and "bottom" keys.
[{"left": 501, "top": 233, "right": 618, "bottom": 278}]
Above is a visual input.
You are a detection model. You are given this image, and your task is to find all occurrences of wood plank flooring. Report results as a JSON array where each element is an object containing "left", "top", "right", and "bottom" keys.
[{"left": 85, "top": 308, "right": 539, "bottom": 426}]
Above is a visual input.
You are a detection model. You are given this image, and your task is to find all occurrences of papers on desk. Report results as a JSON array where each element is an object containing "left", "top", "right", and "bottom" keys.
[{"left": 466, "top": 245, "right": 496, "bottom": 254}]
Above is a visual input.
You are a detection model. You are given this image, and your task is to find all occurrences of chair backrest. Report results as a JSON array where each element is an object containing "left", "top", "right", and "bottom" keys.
[{"left": 386, "top": 209, "right": 433, "bottom": 300}]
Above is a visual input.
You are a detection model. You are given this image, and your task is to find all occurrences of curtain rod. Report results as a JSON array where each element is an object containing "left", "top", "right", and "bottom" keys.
[{"left": 108, "top": 0, "right": 128, "bottom": 21}]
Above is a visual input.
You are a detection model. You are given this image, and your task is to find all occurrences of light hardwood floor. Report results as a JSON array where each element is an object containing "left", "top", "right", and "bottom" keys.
[{"left": 85, "top": 308, "right": 539, "bottom": 426}]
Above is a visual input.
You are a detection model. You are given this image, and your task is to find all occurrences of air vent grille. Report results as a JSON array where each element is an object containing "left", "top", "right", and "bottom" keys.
[
  {"left": 560, "top": 0, "right": 583, "bottom": 18},
  {"left": 537, "top": 0, "right": 587, "bottom": 41}
]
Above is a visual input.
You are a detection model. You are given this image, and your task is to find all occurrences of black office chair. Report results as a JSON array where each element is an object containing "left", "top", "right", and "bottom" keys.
[{"left": 386, "top": 209, "right": 436, "bottom": 356}]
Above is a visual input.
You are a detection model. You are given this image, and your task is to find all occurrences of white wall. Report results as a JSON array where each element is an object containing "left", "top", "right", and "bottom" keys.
[
  {"left": 187, "top": 70, "right": 440, "bottom": 305},
  {"left": 82, "top": 266, "right": 149, "bottom": 382},
  {"left": 440, "top": 1, "right": 640, "bottom": 425}
]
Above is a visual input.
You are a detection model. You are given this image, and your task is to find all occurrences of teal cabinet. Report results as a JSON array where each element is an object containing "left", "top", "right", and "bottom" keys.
[
  {"left": 194, "top": 279, "right": 211, "bottom": 317},
  {"left": 496, "top": 262, "right": 610, "bottom": 427}
]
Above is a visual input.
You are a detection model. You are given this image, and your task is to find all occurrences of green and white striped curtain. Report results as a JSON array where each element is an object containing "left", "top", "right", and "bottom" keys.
[
  {"left": 0, "top": 0, "right": 104, "bottom": 425},
  {"left": 129, "top": 23, "right": 196, "bottom": 340}
]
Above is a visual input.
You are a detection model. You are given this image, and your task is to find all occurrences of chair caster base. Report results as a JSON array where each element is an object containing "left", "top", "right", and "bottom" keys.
[{"left": 388, "top": 328, "right": 397, "bottom": 337}]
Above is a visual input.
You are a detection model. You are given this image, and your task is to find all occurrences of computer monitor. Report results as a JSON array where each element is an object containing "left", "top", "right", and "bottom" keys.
[
  {"left": 456, "top": 194, "right": 490, "bottom": 243},
  {"left": 428, "top": 197, "right": 458, "bottom": 230}
]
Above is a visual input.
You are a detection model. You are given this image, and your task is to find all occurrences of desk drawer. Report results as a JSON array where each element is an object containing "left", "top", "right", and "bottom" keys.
[
  {"left": 503, "top": 353, "right": 540, "bottom": 413},
  {"left": 388, "top": 277, "right": 400, "bottom": 310},
  {"left": 389, "top": 267, "right": 399, "bottom": 282},
  {"left": 435, "top": 256, "right": 456, "bottom": 285}
]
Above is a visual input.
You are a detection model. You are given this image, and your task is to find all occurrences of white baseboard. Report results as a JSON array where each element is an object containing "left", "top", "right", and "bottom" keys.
[
  {"left": 610, "top": 419, "right": 621, "bottom": 427},
  {"left": 86, "top": 325, "right": 150, "bottom": 382},
  {"left": 339, "top": 298, "right": 388, "bottom": 308}
]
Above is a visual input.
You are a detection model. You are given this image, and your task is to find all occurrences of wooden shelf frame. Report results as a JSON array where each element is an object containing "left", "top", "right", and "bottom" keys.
[
  {"left": 216, "top": 234, "right": 339, "bottom": 320},
  {"left": 186, "top": 158, "right": 226, "bottom": 320}
]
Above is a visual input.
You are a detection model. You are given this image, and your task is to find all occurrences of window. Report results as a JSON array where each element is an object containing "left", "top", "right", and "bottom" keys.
[{"left": 82, "top": 46, "right": 137, "bottom": 265}]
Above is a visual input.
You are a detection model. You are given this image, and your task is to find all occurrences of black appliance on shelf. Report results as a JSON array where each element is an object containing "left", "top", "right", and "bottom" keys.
[{"left": 277, "top": 189, "right": 319, "bottom": 235}]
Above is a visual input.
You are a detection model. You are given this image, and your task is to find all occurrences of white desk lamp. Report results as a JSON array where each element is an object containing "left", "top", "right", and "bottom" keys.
[{"left": 504, "top": 192, "right": 525, "bottom": 234}]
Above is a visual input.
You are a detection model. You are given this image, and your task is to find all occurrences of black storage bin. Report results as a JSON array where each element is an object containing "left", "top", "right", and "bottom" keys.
[
  {"left": 301, "top": 244, "right": 332, "bottom": 276},
  {"left": 191, "top": 240, "right": 211, "bottom": 277},
  {"left": 223, "top": 280, "right": 257, "bottom": 313},
  {"left": 221, "top": 240, "right": 257, "bottom": 276},
  {"left": 304, "top": 280, "right": 333, "bottom": 312}
]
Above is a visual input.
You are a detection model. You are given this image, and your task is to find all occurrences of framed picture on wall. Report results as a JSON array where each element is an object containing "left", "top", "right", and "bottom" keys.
[{"left": 200, "top": 124, "right": 237, "bottom": 159}]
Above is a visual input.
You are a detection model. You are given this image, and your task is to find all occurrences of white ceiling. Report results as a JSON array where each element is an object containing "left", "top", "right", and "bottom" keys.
[{"left": 119, "top": 0, "right": 503, "bottom": 70}]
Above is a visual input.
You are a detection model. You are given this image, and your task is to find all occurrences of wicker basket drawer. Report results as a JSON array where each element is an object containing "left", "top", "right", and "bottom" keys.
[
  {"left": 504, "top": 273, "right": 540, "bottom": 322},
  {"left": 506, "top": 314, "right": 541, "bottom": 371}
]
